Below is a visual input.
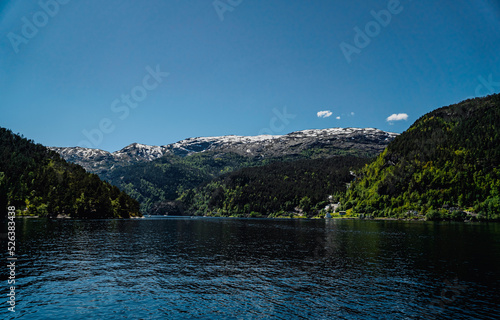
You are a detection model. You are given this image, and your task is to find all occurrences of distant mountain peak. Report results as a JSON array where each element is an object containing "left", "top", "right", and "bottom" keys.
[{"left": 50, "top": 127, "right": 398, "bottom": 174}]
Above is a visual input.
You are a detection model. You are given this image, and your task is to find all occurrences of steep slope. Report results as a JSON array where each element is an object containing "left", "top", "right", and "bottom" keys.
[
  {"left": 343, "top": 94, "right": 500, "bottom": 220},
  {"left": 108, "top": 152, "right": 257, "bottom": 214},
  {"left": 179, "top": 156, "right": 372, "bottom": 217},
  {"left": 0, "top": 128, "right": 141, "bottom": 218}
]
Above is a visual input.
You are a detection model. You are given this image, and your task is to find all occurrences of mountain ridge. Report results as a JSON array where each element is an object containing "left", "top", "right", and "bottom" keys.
[{"left": 50, "top": 127, "right": 398, "bottom": 175}]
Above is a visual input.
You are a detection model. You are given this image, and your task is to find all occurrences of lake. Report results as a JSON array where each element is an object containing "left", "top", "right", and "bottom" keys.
[{"left": 3, "top": 217, "right": 500, "bottom": 319}]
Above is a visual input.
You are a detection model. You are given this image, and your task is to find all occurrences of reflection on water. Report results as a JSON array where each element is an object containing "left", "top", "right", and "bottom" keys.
[{"left": 3, "top": 217, "right": 500, "bottom": 319}]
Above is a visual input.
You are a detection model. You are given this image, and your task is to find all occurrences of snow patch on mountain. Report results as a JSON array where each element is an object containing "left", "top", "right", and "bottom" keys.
[{"left": 50, "top": 127, "right": 398, "bottom": 173}]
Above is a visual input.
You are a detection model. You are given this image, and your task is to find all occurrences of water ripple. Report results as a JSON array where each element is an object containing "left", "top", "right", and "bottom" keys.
[{"left": 3, "top": 218, "right": 499, "bottom": 319}]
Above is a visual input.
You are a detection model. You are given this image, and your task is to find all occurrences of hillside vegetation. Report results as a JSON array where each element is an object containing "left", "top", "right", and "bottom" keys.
[
  {"left": 179, "top": 156, "right": 371, "bottom": 217},
  {"left": 105, "top": 152, "right": 259, "bottom": 214},
  {"left": 52, "top": 128, "right": 395, "bottom": 214},
  {"left": 342, "top": 94, "right": 500, "bottom": 221},
  {"left": 104, "top": 149, "right": 376, "bottom": 214},
  {"left": 0, "top": 128, "right": 140, "bottom": 218}
]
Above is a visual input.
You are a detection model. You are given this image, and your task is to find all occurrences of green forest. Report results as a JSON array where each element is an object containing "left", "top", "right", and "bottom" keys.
[
  {"left": 103, "top": 149, "right": 370, "bottom": 214},
  {"left": 104, "top": 152, "right": 265, "bottom": 214},
  {"left": 342, "top": 94, "right": 500, "bottom": 221},
  {"left": 178, "top": 156, "right": 371, "bottom": 218},
  {"left": 0, "top": 128, "right": 140, "bottom": 218}
]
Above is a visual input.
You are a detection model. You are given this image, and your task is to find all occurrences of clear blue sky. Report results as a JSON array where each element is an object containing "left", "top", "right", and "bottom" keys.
[{"left": 1, "top": 0, "right": 499, "bottom": 152}]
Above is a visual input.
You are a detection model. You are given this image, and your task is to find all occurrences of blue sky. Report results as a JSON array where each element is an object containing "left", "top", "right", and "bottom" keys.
[{"left": 1, "top": 0, "right": 499, "bottom": 152}]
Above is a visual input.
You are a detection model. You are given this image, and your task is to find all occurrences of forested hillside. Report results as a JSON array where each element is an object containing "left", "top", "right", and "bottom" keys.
[
  {"left": 105, "top": 152, "right": 258, "bottom": 214},
  {"left": 342, "top": 94, "right": 500, "bottom": 221},
  {"left": 52, "top": 128, "right": 396, "bottom": 214},
  {"left": 105, "top": 151, "right": 329, "bottom": 214},
  {"left": 105, "top": 150, "right": 374, "bottom": 214},
  {"left": 0, "top": 128, "right": 140, "bottom": 218},
  {"left": 179, "top": 156, "right": 371, "bottom": 217}
]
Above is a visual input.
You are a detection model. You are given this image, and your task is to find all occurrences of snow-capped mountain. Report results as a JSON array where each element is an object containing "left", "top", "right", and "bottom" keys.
[{"left": 50, "top": 127, "right": 398, "bottom": 174}]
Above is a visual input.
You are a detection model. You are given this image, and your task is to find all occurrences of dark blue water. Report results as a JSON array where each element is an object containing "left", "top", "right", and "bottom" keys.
[{"left": 2, "top": 217, "right": 500, "bottom": 319}]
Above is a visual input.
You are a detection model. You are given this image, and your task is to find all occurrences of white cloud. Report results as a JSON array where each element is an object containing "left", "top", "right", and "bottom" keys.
[
  {"left": 351, "top": 112, "right": 355, "bottom": 116},
  {"left": 317, "top": 110, "right": 333, "bottom": 118},
  {"left": 386, "top": 113, "right": 408, "bottom": 122},
  {"left": 336, "top": 116, "right": 341, "bottom": 120}
]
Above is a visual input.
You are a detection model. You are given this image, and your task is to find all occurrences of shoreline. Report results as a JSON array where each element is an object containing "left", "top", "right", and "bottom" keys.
[{"left": 10, "top": 214, "right": 498, "bottom": 223}]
